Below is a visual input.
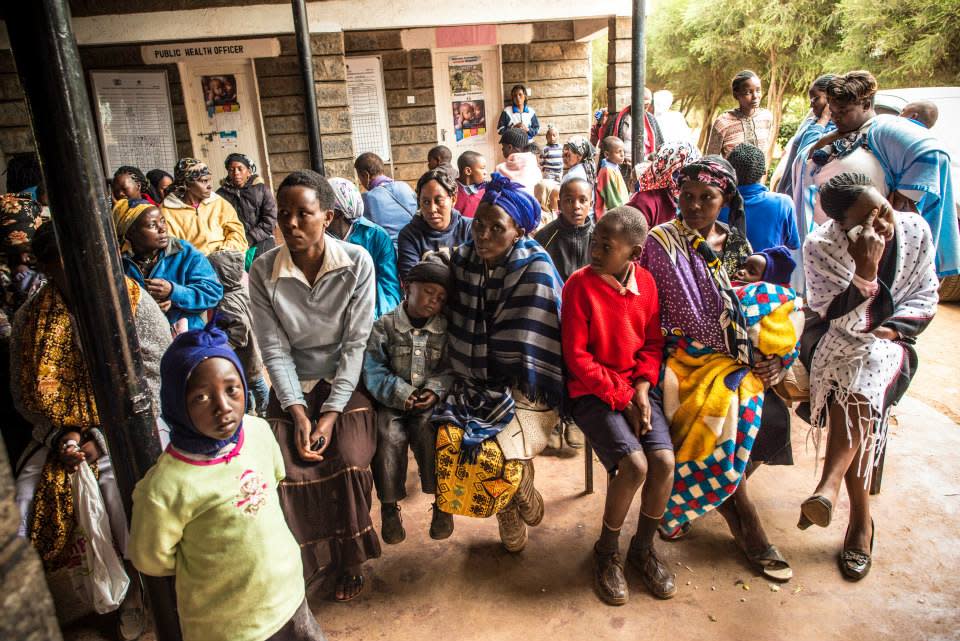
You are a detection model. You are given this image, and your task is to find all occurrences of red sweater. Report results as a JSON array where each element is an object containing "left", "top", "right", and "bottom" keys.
[
  {"left": 561, "top": 263, "right": 664, "bottom": 410},
  {"left": 455, "top": 182, "right": 485, "bottom": 218}
]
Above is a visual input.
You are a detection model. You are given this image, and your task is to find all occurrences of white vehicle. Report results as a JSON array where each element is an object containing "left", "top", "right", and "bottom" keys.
[{"left": 874, "top": 87, "right": 960, "bottom": 301}]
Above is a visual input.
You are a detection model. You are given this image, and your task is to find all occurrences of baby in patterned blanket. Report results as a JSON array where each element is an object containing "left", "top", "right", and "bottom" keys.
[{"left": 733, "top": 245, "right": 809, "bottom": 402}]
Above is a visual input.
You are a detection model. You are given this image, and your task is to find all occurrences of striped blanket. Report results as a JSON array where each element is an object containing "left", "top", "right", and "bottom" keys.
[{"left": 434, "top": 238, "right": 563, "bottom": 449}]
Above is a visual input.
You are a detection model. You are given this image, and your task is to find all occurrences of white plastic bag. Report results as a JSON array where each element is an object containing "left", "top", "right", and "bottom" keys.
[{"left": 70, "top": 460, "right": 130, "bottom": 614}]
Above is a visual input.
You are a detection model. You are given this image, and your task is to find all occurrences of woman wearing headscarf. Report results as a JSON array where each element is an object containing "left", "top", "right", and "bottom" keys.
[
  {"left": 11, "top": 222, "right": 170, "bottom": 639},
  {"left": 432, "top": 173, "right": 563, "bottom": 552},
  {"left": 0, "top": 193, "right": 45, "bottom": 316},
  {"left": 628, "top": 141, "right": 701, "bottom": 228},
  {"left": 113, "top": 198, "right": 223, "bottom": 334},
  {"left": 562, "top": 137, "right": 597, "bottom": 189},
  {"left": 249, "top": 170, "right": 379, "bottom": 602},
  {"left": 161, "top": 157, "right": 248, "bottom": 256},
  {"left": 640, "top": 157, "right": 795, "bottom": 582},
  {"left": 327, "top": 177, "right": 402, "bottom": 319},
  {"left": 216, "top": 153, "right": 278, "bottom": 267}
]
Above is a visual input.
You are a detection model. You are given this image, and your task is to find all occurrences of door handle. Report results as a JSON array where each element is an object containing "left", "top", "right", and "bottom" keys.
[{"left": 441, "top": 128, "right": 447, "bottom": 142}]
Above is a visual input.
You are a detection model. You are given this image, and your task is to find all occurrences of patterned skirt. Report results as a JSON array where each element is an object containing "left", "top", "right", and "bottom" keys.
[{"left": 267, "top": 383, "right": 381, "bottom": 582}]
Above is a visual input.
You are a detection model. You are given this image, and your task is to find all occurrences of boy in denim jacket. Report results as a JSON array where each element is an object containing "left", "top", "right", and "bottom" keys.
[{"left": 364, "top": 255, "right": 453, "bottom": 543}]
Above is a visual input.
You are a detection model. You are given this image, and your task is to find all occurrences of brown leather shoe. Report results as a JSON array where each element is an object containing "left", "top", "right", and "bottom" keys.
[
  {"left": 593, "top": 544, "right": 628, "bottom": 606},
  {"left": 627, "top": 540, "right": 677, "bottom": 599}
]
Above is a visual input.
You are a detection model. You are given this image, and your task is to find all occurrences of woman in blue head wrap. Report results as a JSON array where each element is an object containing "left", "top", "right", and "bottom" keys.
[
  {"left": 129, "top": 319, "right": 329, "bottom": 641},
  {"left": 433, "top": 172, "right": 563, "bottom": 552}
]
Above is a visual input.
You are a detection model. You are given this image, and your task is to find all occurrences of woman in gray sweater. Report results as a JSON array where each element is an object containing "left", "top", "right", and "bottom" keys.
[{"left": 249, "top": 170, "right": 380, "bottom": 603}]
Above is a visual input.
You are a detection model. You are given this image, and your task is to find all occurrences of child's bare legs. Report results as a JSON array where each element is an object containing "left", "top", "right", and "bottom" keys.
[{"left": 601, "top": 451, "right": 648, "bottom": 536}]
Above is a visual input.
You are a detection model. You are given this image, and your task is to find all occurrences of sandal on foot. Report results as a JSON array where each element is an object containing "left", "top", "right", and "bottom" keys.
[
  {"left": 800, "top": 495, "right": 833, "bottom": 528},
  {"left": 334, "top": 574, "right": 365, "bottom": 602},
  {"left": 658, "top": 522, "right": 692, "bottom": 541},
  {"left": 743, "top": 544, "right": 793, "bottom": 582}
]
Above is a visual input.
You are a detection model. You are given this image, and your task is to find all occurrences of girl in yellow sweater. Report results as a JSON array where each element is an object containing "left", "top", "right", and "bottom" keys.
[{"left": 130, "top": 320, "right": 327, "bottom": 641}]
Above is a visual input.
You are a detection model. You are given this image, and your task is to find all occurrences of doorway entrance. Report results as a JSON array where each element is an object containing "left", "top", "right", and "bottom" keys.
[
  {"left": 179, "top": 59, "right": 270, "bottom": 188},
  {"left": 432, "top": 48, "right": 503, "bottom": 167}
]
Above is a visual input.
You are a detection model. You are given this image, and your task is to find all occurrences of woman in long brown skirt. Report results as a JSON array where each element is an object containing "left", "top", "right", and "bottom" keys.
[{"left": 250, "top": 169, "right": 381, "bottom": 602}]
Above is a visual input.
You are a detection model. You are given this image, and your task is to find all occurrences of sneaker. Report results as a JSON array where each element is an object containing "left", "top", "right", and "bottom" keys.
[
  {"left": 496, "top": 502, "right": 527, "bottom": 552},
  {"left": 429, "top": 503, "right": 454, "bottom": 540},
  {"left": 564, "top": 422, "right": 585, "bottom": 449},
  {"left": 627, "top": 540, "right": 677, "bottom": 599},
  {"left": 547, "top": 425, "right": 563, "bottom": 450},
  {"left": 117, "top": 589, "right": 146, "bottom": 641},
  {"left": 380, "top": 503, "right": 406, "bottom": 544}
]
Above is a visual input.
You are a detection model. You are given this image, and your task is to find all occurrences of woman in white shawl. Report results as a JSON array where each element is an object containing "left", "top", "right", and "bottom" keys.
[{"left": 800, "top": 172, "right": 938, "bottom": 581}]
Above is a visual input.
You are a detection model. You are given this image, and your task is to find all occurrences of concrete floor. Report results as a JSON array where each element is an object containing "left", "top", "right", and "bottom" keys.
[{"left": 64, "top": 305, "right": 960, "bottom": 641}]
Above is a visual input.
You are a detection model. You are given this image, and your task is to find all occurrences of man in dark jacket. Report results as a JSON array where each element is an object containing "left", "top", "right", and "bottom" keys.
[{"left": 216, "top": 152, "right": 278, "bottom": 265}]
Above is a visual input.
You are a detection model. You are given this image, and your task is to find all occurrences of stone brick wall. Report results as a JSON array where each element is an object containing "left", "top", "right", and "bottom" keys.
[
  {"left": 0, "top": 34, "right": 354, "bottom": 190},
  {"left": 502, "top": 21, "right": 592, "bottom": 148},
  {"left": 255, "top": 33, "right": 354, "bottom": 186},
  {"left": 345, "top": 30, "right": 435, "bottom": 184},
  {"left": 0, "top": 52, "right": 32, "bottom": 173},
  {"left": 607, "top": 17, "right": 632, "bottom": 113}
]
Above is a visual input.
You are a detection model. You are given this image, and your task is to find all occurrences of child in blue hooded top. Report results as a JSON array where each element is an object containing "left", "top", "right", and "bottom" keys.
[{"left": 129, "top": 320, "right": 327, "bottom": 641}]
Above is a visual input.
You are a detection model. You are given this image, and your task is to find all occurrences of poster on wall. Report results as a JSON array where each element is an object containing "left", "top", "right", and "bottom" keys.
[
  {"left": 202, "top": 74, "right": 239, "bottom": 117},
  {"left": 452, "top": 100, "right": 486, "bottom": 142},
  {"left": 90, "top": 70, "right": 178, "bottom": 178},
  {"left": 448, "top": 56, "right": 487, "bottom": 143}
]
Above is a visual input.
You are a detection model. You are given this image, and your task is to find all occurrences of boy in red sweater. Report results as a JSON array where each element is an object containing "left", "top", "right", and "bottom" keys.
[{"left": 562, "top": 205, "right": 676, "bottom": 606}]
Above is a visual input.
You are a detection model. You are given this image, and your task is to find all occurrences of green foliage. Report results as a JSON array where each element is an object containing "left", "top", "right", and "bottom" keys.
[
  {"left": 591, "top": 37, "right": 608, "bottom": 112},
  {"left": 646, "top": 0, "right": 957, "bottom": 149},
  {"left": 834, "top": 0, "right": 960, "bottom": 85}
]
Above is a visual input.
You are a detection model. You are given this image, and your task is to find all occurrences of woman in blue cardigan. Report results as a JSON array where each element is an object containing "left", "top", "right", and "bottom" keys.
[{"left": 113, "top": 198, "right": 223, "bottom": 333}]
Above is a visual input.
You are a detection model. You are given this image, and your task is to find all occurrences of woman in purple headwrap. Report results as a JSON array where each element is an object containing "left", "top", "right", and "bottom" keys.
[
  {"left": 639, "top": 156, "right": 795, "bottom": 582},
  {"left": 434, "top": 173, "right": 564, "bottom": 552}
]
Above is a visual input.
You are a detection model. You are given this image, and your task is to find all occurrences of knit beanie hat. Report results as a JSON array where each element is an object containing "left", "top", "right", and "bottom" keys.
[
  {"left": 160, "top": 316, "right": 247, "bottom": 455},
  {"left": 499, "top": 128, "right": 528, "bottom": 150},
  {"left": 405, "top": 253, "right": 452, "bottom": 292},
  {"left": 759, "top": 245, "right": 796, "bottom": 286},
  {"left": 727, "top": 143, "right": 766, "bottom": 185}
]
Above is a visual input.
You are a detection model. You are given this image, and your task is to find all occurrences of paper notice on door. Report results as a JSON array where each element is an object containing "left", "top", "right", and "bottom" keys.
[
  {"left": 448, "top": 56, "right": 487, "bottom": 144},
  {"left": 219, "top": 130, "right": 238, "bottom": 149}
]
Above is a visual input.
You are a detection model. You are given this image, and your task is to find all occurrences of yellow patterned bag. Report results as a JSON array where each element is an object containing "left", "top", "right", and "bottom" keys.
[{"left": 435, "top": 424, "right": 522, "bottom": 518}]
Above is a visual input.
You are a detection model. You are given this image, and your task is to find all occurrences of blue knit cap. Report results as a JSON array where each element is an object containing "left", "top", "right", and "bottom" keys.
[
  {"left": 758, "top": 245, "right": 797, "bottom": 287},
  {"left": 160, "top": 316, "right": 247, "bottom": 455},
  {"left": 480, "top": 172, "right": 541, "bottom": 234}
]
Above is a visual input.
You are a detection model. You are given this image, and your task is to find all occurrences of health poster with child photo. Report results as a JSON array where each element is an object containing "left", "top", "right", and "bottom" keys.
[{"left": 448, "top": 55, "right": 486, "bottom": 142}]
